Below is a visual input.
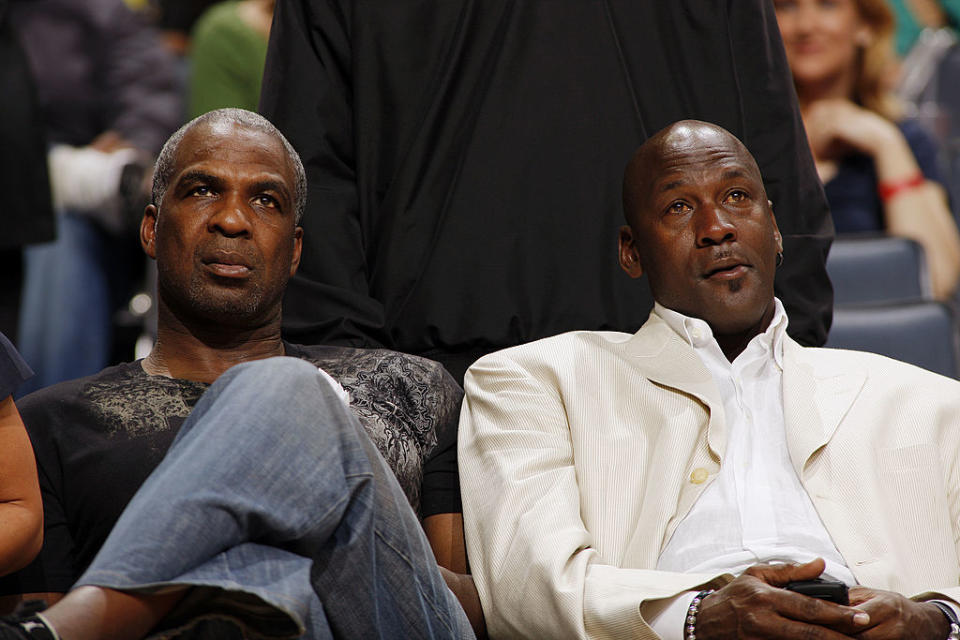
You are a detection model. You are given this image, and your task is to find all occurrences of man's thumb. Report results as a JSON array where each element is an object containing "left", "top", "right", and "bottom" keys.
[{"left": 743, "top": 557, "right": 826, "bottom": 587}]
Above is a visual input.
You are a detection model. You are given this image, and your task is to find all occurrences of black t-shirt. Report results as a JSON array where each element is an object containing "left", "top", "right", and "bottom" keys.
[
  {"left": 0, "top": 331, "right": 31, "bottom": 397},
  {"left": 0, "top": 344, "right": 462, "bottom": 594}
]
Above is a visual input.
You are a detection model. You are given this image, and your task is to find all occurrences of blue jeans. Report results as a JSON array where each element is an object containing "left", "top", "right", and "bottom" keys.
[
  {"left": 18, "top": 211, "right": 140, "bottom": 396},
  {"left": 78, "top": 357, "right": 474, "bottom": 639}
]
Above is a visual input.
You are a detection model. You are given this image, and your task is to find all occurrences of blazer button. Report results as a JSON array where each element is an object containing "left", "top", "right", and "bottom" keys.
[{"left": 690, "top": 468, "right": 709, "bottom": 484}]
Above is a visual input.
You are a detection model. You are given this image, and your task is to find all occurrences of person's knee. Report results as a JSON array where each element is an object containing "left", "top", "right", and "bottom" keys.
[
  {"left": 175, "top": 356, "right": 351, "bottom": 456},
  {"left": 227, "top": 356, "right": 320, "bottom": 392},
  {"left": 224, "top": 357, "right": 350, "bottom": 416}
]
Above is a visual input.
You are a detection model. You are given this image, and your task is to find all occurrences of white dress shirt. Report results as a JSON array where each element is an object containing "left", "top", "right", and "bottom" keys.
[{"left": 648, "top": 300, "right": 856, "bottom": 639}]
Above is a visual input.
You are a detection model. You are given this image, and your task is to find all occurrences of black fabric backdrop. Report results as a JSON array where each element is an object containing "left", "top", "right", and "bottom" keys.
[
  {"left": 0, "top": 0, "right": 55, "bottom": 341},
  {"left": 0, "top": 0, "right": 55, "bottom": 251},
  {"left": 261, "top": 0, "right": 834, "bottom": 382}
]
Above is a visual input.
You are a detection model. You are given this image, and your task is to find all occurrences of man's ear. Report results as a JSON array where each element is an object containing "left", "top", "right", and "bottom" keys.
[
  {"left": 618, "top": 225, "right": 644, "bottom": 279},
  {"left": 767, "top": 202, "right": 783, "bottom": 254},
  {"left": 141, "top": 204, "right": 159, "bottom": 260},
  {"left": 290, "top": 226, "right": 304, "bottom": 277}
]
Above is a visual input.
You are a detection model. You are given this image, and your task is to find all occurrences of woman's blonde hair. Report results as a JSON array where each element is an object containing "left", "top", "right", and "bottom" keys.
[{"left": 854, "top": 0, "right": 903, "bottom": 120}]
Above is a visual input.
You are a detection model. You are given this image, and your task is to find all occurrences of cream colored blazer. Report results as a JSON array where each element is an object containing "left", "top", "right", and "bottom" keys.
[{"left": 459, "top": 313, "right": 960, "bottom": 639}]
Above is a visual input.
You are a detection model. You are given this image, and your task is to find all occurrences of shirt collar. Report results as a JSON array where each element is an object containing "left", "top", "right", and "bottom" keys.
[{"left": 653, "top": 298, "right": 788, "bottom": 369}]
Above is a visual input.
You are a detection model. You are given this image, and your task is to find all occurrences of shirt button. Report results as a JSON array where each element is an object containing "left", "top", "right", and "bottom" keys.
[
  {"left": 690, "top": 468, "right": 709, "bottom": 484},
  {"left": 691, "top": 328, "right": 703, "bottom": 341}
]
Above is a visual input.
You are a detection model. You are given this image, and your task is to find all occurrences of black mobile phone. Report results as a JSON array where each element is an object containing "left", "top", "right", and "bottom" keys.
[{"left": 785, "top": 578, "right": 849, "bottom": 605}]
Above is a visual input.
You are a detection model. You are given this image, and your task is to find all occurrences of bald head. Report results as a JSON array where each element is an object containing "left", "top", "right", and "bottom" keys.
[
  {"left": 616, "top": 120, "right": 782, "bottom": 358},
  {"left": 622, "top": 120, "right": 766, "bottom": 228}
]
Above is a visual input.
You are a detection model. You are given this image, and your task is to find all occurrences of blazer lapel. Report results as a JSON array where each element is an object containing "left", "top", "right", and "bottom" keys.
[
  {"left": 782, "top": 340, "right": 867, "bottom": 475},
  {"left": 625, "top": 315, "right": 728, "bottom": 461},
  {"left": 619, "top": 316, "right": 727, "bottom": 566}
]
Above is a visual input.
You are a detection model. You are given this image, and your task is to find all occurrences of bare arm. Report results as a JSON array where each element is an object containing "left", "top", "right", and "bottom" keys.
[
  {"left": 0, "top": 395, "right": 42, "bottom": 577},
  {"left": 0, "top": 593, "right": 63, "bottom": 615},
  {"left": 34, "top": 585, "right": 185, "bottom": 640},
  {"left": 423, "top": 512, "right": 467, "bottom": 574},
  {"left": 871, "top": 133, "right": 960, "bottom": 300},
  {"left": 423, "top": 512, "right": 487, "bottom": 639},
  {"left": 805, "top": 99, "right": 960, "bottom": 299}
]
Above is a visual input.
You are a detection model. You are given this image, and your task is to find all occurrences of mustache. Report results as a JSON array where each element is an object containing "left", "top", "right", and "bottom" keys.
[
  {"left": 708, "top": 247, "right": 738, "bottom": 261},
  {"left": 701, "top": 247, "right": 751, "bottom": 278}
]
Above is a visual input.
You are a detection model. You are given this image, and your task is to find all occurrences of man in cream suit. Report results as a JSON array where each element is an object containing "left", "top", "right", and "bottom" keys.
[{"left": 459, "top": 120, "right": 960, "bottom": 640}]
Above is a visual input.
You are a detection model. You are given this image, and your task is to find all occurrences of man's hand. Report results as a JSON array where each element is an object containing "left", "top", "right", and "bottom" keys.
[
  {"left": 695, "top": 558, "right": 870, "bottom": 639},
  {"left": 846, "top": 587, "right": 949, "bottom": 640},
  {"left": 88, "top": 130, "right": 133, "bottom": 153}
]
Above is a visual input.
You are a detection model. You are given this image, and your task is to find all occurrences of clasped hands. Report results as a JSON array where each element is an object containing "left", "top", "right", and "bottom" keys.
[{"left": 693, "top": 558, "right": 950, "bottom": 640}]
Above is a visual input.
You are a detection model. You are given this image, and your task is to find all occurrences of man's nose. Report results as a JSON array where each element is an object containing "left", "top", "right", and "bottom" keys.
[
  {"left": 695, "top": 205, "right": 736, "bottom": 247},
  {"left": 209, "top": 194, "right": 252, "bottom": 237}
]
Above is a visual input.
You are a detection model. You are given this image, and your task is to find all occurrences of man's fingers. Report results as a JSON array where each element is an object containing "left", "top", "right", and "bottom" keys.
[
  {"left": 743, "top": 557, "right": 827, "bottom": 587},
  {"left": 696, "top": 574, "right": 870, "bottom": 639},
  {"left": 846, "top": 592, "right": 949, "bottom": 639},
  {"left": 773, "top": 589, "right": 870, "bottom": 632},
  {"left": 847, "top": 586, "right": 874, "bottom": 607}
]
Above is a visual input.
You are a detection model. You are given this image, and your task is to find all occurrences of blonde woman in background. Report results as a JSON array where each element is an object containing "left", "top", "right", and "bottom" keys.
[{"left": 776, "top": 0, "right": 960, "bottom": 299}]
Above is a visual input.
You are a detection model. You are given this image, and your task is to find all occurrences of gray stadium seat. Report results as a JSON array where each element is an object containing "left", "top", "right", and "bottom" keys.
[
  {"left": 825, "top": 301, "right": 960, "bottom": 378},
  {"left": 826, "top": 234, "right": 931, "bottom": 305}
]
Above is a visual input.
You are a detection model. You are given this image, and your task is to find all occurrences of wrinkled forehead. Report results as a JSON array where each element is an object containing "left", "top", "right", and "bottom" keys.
[
  {"left": 173, "top": 122, "right": 293, "bottom": 183},
  {"left": 178, "top": 121, "right": 282, "bottom": 161},
  {"left": 650, "top": 148, "right": 762, "bottom": 199},
  {"left": 636, "top": 131, "right": 762, "bottom": 210}
]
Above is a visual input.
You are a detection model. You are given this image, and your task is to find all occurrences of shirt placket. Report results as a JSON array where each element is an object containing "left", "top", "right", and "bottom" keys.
[{"left": 734, "top": 353, "right": 779, "bottom": 558}]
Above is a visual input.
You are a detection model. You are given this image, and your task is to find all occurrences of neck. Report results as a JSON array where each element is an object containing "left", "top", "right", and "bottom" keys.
[
  {"left": 713, "top": 302, "right": 777, "bottom": 363},
  {"left": 142, "top": 303, "right": 285, "bottom": 383},
  {"left": 715, "top": 333, "right": 755, "bottom": 363}
]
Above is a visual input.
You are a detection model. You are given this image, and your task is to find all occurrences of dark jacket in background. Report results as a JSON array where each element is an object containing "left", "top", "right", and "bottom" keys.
[
  {"left": 0, "top": 0, "right": 54, "bottom": 250},
  {"left": 8, "top": 0, "right": 182, "bottom": 153},
  {"left": 152, "top": 0, "right": 219, "bottom": 33},
  {"left": 0, "top": 0, "right": 55, "bottom": 341},
  {"left": 261, "top": 0, "right": 834, "bottom": 382}
]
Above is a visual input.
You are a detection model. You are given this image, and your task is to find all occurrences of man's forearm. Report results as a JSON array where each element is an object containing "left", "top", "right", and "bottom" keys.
[{"left": 438, "top": 567, "right": 487, "bottom": 639}]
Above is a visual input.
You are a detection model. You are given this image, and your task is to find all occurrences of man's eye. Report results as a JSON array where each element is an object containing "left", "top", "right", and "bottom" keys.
[
  {"left": 668, "top": 201, "right": 691, "bottom": 215},
  {"left": 725, "top": 190, "right": 748, "bottom": 203},
  {"left": 191, "top": 186, "right": 212, "bottom": 197},
  {"left": 255, "top": 195, "right": 279, "bottom": 208}
]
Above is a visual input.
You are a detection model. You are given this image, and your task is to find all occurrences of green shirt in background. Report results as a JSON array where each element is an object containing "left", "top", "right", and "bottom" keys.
[{"left": 188, "top": 0, "right": 267, "bottom": 118}]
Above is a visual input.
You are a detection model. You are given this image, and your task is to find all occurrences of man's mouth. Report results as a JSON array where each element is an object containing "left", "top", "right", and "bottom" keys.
[
  {"left": 703, "top": 259, "right": 748, "bottom": 280},
  {"left": 207, "top": 263, "right": 250, "bottom": 277},
  {"left": 202, "top": 251, "right": 253, "bottom": 278}
]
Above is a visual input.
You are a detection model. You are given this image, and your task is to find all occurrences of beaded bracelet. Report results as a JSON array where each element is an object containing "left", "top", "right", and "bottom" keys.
[
  {"left": 878, "top": 170, "right": 925, "bottom": 202},
  {"left": 684, "top": 589, "right": 715, "bottom": 640},
  {"left": 930, "top": 601, "right": 960, "bottom": 640}
]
